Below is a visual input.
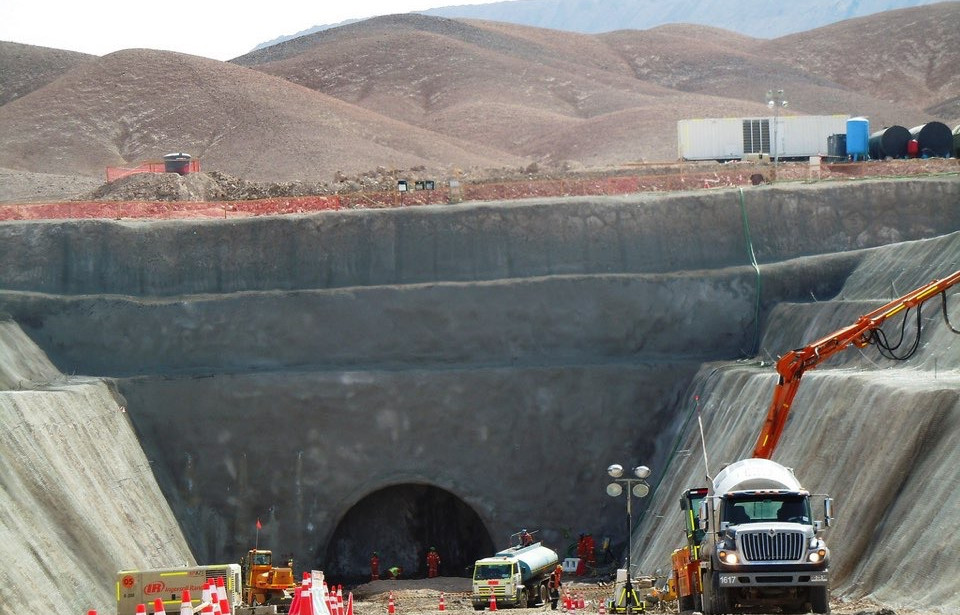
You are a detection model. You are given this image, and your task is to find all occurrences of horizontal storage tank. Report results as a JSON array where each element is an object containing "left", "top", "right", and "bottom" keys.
[
  {"left": 846, "top": 117, "right": 869, "bottom": 158},
  {"left": 910, "top": 122, "right": 953, "bottom": 157},
  {"left": 869, "top": 125, "right": 910, "bottom": 159}
]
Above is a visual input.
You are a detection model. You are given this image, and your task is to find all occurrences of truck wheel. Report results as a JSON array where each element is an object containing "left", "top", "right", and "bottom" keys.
[
  {"left": 473, "top": 602, "right": 485, "bottom": 611},
  {"left": 810, "top": 587, "right": 830, "bottom": 614},
  {"left": 701, "top": 572, "right": 722, "bottom": 615},
  {"left": 712, "top": 581, "right": 730, "bottom": 614},
  {"left": 518, "top": 588, "right": 529, "bottom": 608},
  {"left": 537, "top": 582, "right": 549, "bottom": 606}
]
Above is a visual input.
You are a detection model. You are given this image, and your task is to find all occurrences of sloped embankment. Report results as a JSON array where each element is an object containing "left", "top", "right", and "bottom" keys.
[
  {"left": 633, "top": 231, "right": 960, "bottom": 611},
  {"left": 0, "top": 320, "right": 195, "bottom": 615}
]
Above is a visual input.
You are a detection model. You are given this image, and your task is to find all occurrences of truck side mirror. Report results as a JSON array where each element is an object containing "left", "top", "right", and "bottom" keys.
[
  {"left": 698, "top": 500, "right": 709, "bottom": 531},
  {"left": 823, "top": 498, "right": 834, "bottom": 528}
]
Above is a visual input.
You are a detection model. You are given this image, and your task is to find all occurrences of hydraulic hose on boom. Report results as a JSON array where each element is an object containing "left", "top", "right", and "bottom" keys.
[{"left": 753, "top": 269, "right": 960, "bottom": 459}]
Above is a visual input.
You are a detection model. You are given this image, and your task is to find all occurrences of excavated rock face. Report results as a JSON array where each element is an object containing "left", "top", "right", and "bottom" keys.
[{"left": 0, "top": 178, "right": 958, "bottom": 605}]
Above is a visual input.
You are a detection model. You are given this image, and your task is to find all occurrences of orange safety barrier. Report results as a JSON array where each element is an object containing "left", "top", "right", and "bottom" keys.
[
  {"left": 106, "top": 160, "right": 202, "bottom": 182},
  {"left": 4, "top": 159, "right": 955, "bottom": 223}
]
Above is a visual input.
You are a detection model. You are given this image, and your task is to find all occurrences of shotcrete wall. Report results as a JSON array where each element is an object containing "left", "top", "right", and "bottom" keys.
[
  {"left": 631, "top": 232, "right": 960, "bottom": 610},
  {"left": 1, "top": 178, "right": 958, "bottom": 586}
]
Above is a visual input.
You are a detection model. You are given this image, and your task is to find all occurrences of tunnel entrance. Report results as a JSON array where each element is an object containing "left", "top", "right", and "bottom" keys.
[{"left": 321, "top": 484, "right": 493, "bottom": 586}]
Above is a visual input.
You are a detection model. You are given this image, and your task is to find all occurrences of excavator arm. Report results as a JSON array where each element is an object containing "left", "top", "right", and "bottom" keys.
[{"left": 752, "top": 269, "right": 960, "bottom": 459}]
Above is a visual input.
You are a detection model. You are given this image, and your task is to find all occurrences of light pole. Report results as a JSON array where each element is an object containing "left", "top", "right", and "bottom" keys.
[
  {"left": 606, "top": 464, "right": 651, "bottom": 615},
  {"left": 766, "top": 88, "right": 788, "bottom": 169}
]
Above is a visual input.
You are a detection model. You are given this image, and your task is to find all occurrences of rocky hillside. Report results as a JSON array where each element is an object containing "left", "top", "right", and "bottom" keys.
[{"left": 0, "top": 5, "right": 956, "bottom": 191}]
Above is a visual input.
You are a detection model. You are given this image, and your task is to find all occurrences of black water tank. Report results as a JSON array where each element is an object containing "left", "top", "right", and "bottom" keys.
[
  {"left": 828, "top": 134, "right": 846, "bottom": 158},
  {"left": 869, "top": 126, "right": 910, "bottom": 159},
  {"left": 909, "top": 122, "right": 953, "bottom": 157}
]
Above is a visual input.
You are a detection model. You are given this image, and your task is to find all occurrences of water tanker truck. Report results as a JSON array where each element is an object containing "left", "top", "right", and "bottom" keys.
[
  {"left": 678, "top": 458, "right": 833, "bottom": 614},
  {"left": 472, "top": 542, "right": 559, "bottom": 609}
]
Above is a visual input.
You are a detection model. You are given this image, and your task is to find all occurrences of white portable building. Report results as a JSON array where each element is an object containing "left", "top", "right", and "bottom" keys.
[{"left": 678, "top": 115, "right": 849, "bottom": 161}]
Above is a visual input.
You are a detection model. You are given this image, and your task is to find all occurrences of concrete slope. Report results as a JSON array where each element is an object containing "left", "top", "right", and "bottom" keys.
[
  {"left": 0, "top": 179, "right": 957, "bottom": 297},
  {"left": 0, "top": 320, "right": 195, "bottom": 614},
  {"left": 632, "top": 231, "right": 960, "bottom": 610},
  {"left": 0, "top": 178, "right": 958, "bottom": 595}
]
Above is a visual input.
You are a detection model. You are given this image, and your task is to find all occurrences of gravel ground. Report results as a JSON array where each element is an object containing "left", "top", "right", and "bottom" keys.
[{"left": 337, "top": 577, "right": 922, "bottom": 615}]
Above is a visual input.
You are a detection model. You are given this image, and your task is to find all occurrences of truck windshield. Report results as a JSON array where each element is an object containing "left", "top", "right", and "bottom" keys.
[
  {"left": 724, "top": 495, "right": 810, "bottom": 525},
  {"left": 474, "top": 564, "right": 512, "bottom": 580}
]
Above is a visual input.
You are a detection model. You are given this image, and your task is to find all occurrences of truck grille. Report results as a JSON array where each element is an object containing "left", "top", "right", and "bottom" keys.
[{"left": 739, "top": 530, "right": 804, "bottom": 561}]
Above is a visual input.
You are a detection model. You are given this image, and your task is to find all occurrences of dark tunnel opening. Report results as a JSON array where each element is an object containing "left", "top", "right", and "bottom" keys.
[{"left": 321, "top": 484, "right": 494, "bottom": 586}]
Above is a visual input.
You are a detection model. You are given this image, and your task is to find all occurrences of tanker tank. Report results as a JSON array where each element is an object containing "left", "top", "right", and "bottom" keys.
[
  {"left": 869, "top": 125, "right": 910, "bottom": 159},
  {"left": 909, "top": 122, "right": 953, "bottom": 157}
]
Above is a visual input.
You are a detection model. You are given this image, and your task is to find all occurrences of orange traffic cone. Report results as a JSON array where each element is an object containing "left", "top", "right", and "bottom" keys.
[
  {"left": 438, "top": 593, "right": 446, "bottom": 612},
  {"left": 346, "top": 593, "right": 354, "bottom": 615},
  {"left": 488, "top": 594, "right": 497, "bottom": 612},
  {"left": 88, "top": 611, "right": 97, "bottom": 615},
  {"left": 179, "top": 590, "right": 193, "bottom": 615},
  {"left": 136, "top": 604, "right": 147, "bottom": 615},
  {"left": 301, "top": 587, "right": 314, "bottom": 615},
  {"left": 388, "top": 592, "right": 396, "bottom": 615},
  {"left": 578, "top": 594, "right": 585, "bottom": 609},
  {"left": 202, "top": 582, "right": 213, "bottom": 609},
  {"left": 289, "top": 586, "right": 303, "bottom": 615},
  {"left": 216, "top": 577, "right": 231, "bottom": 615},
  {"left": 153, "top": 598, "right": 167, "bottom": 615},
  {"left": 598, "top": 599, "right": 606, "bottom": 615}
]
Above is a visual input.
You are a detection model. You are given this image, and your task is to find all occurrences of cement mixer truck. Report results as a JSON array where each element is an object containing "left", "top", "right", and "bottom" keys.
[
  {"left": 471, "top": 542, "right": 560, "bottom": 610},
  {"left": 674, "top": 458, "right": 833, "bottom": 614}
]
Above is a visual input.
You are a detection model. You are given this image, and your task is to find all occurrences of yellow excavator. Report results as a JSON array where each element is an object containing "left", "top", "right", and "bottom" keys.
[{"left": 241, "top": 549, "right": 296, "bottom": 611}]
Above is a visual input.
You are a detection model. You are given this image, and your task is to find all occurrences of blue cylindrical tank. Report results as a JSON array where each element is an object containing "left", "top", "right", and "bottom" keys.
[
  {"left": 846, "top": 117, "right": 869, "bottom": 159},
  {"left": 869, "top": 125, "right": 910, "bottom": 159},
  {"left": 909, "top": 122, "right": 953, "bottom": 157}
]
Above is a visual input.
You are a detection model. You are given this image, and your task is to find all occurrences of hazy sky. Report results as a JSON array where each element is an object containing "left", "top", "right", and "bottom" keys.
[{"left": 1, "top": 1, "right": 502, "bottom": 61}]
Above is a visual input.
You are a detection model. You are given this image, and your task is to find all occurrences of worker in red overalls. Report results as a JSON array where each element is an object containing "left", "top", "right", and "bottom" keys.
[
  {"left": 576, "top": 534, "right": 588, "bottom": 576},
  {"left": 426, "top": 546, "right": 441, "bottom": 578},
  {"left": 370, "top": 552, "right": 380, "bottom": 581},
  {"left": 583, "top": 533, "right": 596, "bottom": 570}
]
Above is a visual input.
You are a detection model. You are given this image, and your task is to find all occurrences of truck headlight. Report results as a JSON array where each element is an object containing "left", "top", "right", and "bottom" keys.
[
  {"left": 808, "top": 549, "right": 827, "bottom": 563},
  {"left": 718, "top": 550, "right": 738, "bottom": 565}
]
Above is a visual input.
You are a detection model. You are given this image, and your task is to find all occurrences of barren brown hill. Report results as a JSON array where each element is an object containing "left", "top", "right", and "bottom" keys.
[
  {"left": 0, "top": 48, "right": 522, "bottom": 181},
  {"left": 0, "top": 6, "right": 957, "bottom": 193},
  {"left": 759, "top": 1, "right": 960, "bottom": 120},
  {"left": 236, "top": 9, "right": 957, "bottom": 167},
  {"left": 0, "top": 41, "right": 94, "bottom": 107}
]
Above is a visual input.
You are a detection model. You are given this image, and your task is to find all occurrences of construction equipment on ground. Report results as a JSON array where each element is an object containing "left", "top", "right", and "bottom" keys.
[
  {"left": 241, "top": 549, "right": 296, "bottom": 611},
  {"left": 671, "top": 270, "right": 960, "bottom": 615},
  {"left": 116, "top": 564, "right": 243, "bottom": 615},
  {"left": 472, "top": 542, "right": 560, "bottom": 610},
  {"left": 677, "top": 458, "right": 833, "bottom": 614},
  {"left": 605, "top": 568, "right": 647, "bottom": 614}
]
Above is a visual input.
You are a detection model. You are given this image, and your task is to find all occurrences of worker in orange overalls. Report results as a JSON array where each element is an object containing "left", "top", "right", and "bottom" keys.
[
  {"left": 426, "top": 546, "right": 441, "bottom": 578},
  {"left": 548, "top": 564, "right": 563, "bottom": 610},
  {"left": 370, "top": 552, "right": 380, "bottom": 581}
]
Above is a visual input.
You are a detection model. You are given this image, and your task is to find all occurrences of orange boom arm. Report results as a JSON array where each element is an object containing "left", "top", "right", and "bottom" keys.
[{"left": 753, "top": 269, "right": 960, "bottom": 459}]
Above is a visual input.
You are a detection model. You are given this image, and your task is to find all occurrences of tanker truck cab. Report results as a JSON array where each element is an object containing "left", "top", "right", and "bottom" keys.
[
  {"left": 472, "top": 542, "right": 558, "bottom": 610},
  {"left": 697, "top": 459, "right": 833, "bottom": 615}
]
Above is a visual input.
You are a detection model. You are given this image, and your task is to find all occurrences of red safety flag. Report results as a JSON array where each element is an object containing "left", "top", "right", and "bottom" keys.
[{"left": 256, "top": 519, "right": 262, "bottom": 530}]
